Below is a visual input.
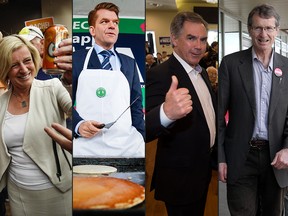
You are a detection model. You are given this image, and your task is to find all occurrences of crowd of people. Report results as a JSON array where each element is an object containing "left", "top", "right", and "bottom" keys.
[
  {"left": 1, "top": 1, "right": 288, "bottom": 216},
  {"left": 145, "top": 3, "right": 288, "bottom": 216}
]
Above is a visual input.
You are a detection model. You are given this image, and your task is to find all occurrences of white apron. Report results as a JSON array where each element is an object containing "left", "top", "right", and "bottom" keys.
[{"left": 73, "top": 48, "right": 144, "bottom": 158}]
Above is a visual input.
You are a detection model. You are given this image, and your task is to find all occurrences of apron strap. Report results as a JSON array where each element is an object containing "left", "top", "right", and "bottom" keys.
[{"left": 83, "top": 47, "right": 94, "bottom": 70}]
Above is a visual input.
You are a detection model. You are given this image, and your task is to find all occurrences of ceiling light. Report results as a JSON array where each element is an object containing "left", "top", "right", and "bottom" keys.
[{"left": 206, "top": 0, "right": 217, "bottom": 4}]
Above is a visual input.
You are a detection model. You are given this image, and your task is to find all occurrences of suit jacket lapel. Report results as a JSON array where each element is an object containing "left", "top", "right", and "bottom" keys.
[
  {"left": 269, "top": 53, "right": 285, "bottom": 123},
  {"left": 88, "top": 48, "right": 102, "bottom": 69},
  {"left": 200, "top": 68, "right": 217, "bottom": 110},
  {"left": 238, "top": 48, "right": 257, "bottom": 119},
  {"left": 116, "top": 51, "right": 127, "bottom": 76}
]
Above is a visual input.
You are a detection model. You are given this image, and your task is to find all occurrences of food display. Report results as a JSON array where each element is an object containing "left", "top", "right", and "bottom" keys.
[
  {"left": 73, "top": 176, "right": 145, "bottom": 210},
  {"left": 73, "top": 165, "right": 117, "bottom": 175},
  {"left": 42, "top": 24, "right": 69, "bottom": 75}
]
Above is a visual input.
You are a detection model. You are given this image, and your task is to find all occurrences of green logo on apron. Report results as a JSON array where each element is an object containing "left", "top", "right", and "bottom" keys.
[{"left": 96, "top": 87, "right": 106, "bottom": 98}]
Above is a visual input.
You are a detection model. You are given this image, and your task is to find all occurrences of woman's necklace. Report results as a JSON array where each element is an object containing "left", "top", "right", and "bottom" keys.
[{"left": 12, "top": 92, "right": 30, "bottom": 108}]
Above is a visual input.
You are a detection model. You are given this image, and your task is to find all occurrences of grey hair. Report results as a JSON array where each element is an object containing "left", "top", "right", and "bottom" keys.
[{"left": 247, "top": 4, "right": 280, "bottom": 27}]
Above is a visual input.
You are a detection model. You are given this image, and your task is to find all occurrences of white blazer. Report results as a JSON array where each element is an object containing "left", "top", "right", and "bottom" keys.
[{"left": 0, "top": 78, "right": 72, "bottom": 192}]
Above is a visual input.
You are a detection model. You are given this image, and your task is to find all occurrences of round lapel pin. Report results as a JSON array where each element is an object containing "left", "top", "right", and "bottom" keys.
[{"left": 274, "top": 68, "right": 282, "bottom": 77}]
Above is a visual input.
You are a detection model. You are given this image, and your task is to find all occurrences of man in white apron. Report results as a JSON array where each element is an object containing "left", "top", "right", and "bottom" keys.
[{"left": 72, "top": 2, "right": 144, "bottom": 158}]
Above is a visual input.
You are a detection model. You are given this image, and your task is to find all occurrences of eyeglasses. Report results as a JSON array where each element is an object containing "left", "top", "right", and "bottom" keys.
[{"left": 251, "top": 26, "right": 276, "bottom": 33}]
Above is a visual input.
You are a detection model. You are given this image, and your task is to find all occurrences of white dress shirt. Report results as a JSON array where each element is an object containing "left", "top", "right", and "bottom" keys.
[{"left": 161, "top": 51, "right": 216, "bottom": 147}]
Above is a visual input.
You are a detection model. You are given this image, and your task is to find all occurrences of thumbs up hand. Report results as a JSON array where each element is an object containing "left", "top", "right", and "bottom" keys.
[{"left": 163, "top": 75, "right": 193, "bottom": 120}]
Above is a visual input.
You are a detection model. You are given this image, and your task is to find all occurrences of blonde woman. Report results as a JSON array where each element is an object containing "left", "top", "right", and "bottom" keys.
[{"left": 0, "top": 35, "right": 72, "bottom": 215}]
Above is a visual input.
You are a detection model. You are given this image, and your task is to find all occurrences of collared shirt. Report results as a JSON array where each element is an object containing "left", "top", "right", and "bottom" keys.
[
  {"left": 160, "top": 51, "right": 216, "bottom": 147},
  {"left": 93, "top": 44, "right": 121, "bottom": 71},
  {"left": 252, "top": 48, "right": 273, "bottom": 140}
]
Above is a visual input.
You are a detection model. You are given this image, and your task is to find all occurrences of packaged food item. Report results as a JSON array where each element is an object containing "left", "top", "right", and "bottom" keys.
[{"left": 43, "top": 24, "right": 69, "bottom": 74}]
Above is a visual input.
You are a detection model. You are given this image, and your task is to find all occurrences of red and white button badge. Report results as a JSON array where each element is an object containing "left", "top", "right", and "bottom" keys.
[
  {"left": 274, "top": 68, "right": 282, "bottom": 77},
  {"left": 274, "top": 68, "right": 283, "bottom": 84}
]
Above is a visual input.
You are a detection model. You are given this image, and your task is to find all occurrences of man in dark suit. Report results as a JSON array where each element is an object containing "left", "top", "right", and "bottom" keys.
[
  {"left": 72, "top": 2, "right": 144, "bottom": 157},
  {"left": 145, "top": 53, "right": 157, "bottom": 71},
  {"left": 146, "top": 11, "right": 217, "bottom": 216},
  {"left": 218, "top": 4, "right": 288, "bottom": 215}
]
